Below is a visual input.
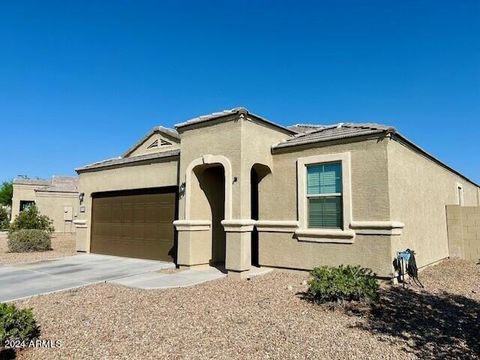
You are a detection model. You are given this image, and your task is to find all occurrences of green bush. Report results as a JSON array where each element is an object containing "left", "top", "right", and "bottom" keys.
[
  {"left": 307, "top": 265, "right": 379, "bottom": 304},
  {"left": 7, "top": 230, "right": 52, "bottom": 253},
  {"left": 0, "top": 207, "right": 9, "bottom": 231},
  {"left": 0, "top": 303, "right": 39, "bottom": 347},
  {"left": 9, "top": 205, "right": 54, "bottom": 234}
]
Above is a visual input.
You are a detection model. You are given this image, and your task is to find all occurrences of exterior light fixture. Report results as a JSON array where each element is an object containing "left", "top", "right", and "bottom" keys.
[
  {"left": 179, "top": 182, "right": 186, "bottom": 197},
  {"left": 79, "top": 192, "right": 85, "bottom": 203}
]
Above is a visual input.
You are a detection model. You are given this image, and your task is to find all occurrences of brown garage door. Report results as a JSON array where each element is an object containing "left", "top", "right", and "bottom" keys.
[{"left": 91, "top": 187, "right": 177, "bottom": 261}]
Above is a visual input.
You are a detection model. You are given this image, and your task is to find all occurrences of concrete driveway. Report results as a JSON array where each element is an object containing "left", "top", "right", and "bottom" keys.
[{"left": 0, "top": 254, "right": 175, "bottom": 302}]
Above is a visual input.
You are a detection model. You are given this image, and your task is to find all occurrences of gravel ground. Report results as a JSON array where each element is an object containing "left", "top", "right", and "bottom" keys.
[
  {"left": 6, "top": 259, "right": 478, "bottom": 360},
  {"left": 0, "top": 233, "right": 76, "bottom": 265}
]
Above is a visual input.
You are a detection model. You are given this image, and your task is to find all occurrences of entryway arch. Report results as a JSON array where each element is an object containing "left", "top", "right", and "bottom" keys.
[{"left": 184, "top": 154, "right": 233, "bottom": 221}]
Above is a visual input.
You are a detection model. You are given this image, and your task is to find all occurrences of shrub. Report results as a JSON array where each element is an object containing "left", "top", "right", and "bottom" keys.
[
  {"left": 9, "top": 205, "right": 54, "bottom": 233},
  {"left": 0, "top": 207, "right": 9, "bottom": 231},
  {"left": 7, "top": 230, "right": 52, "bottom": 253},
  {"left": 307, "top": 265, "right": 379, "bottom": 305},
  {"left": 0, "top": 303, "right": 39, "bottom": 347}
]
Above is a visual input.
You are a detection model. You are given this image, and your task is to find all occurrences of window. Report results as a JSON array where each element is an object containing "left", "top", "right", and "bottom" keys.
[
  {"left": 307, "top": 162, "right": 343, "bottom": 229},
  {"left": 296, "top": 152, "right": 352, "bottom": 236},
  {"left": 19, "top": 200, "right": 35, "bottom": 212}
]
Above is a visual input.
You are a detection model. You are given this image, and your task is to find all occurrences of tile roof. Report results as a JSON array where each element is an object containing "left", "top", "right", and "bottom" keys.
[
  {"left": 76, "top": 149, "right": 180, "bottom": 173},
  {"left": 13, "top": 178, "right": 50, "bottom": 186},
  {"left": 14, "top": 176, "right": 78, "bottom": 193},
  {"left": 287, "top": 124, "right": 327, "bottom": 133},
  {"left": 37, "top": 176, "right": 78, "bottom": 193},
  {"left": 274, "top": 123, "right": 395, "bottom": 149},
  {"left": 175, "top": 107, "right": 295, "bottom": 134}
]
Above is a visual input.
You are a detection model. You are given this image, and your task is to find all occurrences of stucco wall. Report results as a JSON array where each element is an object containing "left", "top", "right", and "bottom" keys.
[
  {"left": 75, "top": 158, "right": 179, "bottom": 252},
  {"left": 258, "top": 138, "right": 394, "bottom": 276},
  {"left": 446, "top": 205, "right": 480, "bottom": 261},
  {"left": 36, "top": 192, "right": 79, "bottom": 233},
  {"left": 11, "top": 183, "right": 38, "bottom": 220},
  {"left": 12, "top": 183, "right": 78, "bottom": 233},
  {"left": 264, "top": 139, "right": 391, "bottom": 221},
  {"left": 177, "top": 116, "right": 243, "bottom": 221},
  {"left": 387, "top": 139, "right": 479, "bottom": 268},
  {"left": 259, "top": 232, "right": 393, "bottom": 276},
  {"left": 177, "top": 114, "right": 291, "bottom": 221}
]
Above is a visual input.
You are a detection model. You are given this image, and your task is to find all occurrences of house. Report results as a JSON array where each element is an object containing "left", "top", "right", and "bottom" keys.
[
  {"left": 12, "top": 176, "right": 79, "bottom": 233},
  {"left": 74, "top": 108, "right": 480, "bottom": 279}
]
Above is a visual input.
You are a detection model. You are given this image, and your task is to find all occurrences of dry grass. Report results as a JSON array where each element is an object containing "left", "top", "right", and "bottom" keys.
[
  {"left": 5, "top": 259, "right": 478, "bottom": 360},
  {"left": 0, "top": 233, "right": 76, "bottom": 266}
]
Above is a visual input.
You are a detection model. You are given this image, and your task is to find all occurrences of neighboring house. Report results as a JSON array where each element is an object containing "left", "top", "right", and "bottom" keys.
[
  {"left": 12, "top": 176, "right": 79, "bottom": 233},
  {"left": 75, "top": 108, "right": 480, "bottom": 279}
]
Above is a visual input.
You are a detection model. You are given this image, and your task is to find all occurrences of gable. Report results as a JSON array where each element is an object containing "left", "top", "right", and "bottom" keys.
[{"left": 124, "top": 129, "right": 180, "bottom": 158}]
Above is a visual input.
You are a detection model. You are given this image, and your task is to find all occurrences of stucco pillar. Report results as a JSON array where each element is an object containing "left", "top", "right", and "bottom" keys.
[
  {"left": 73, "top": 220, "right": 88, "bottom": 252},
  {"left": 174, "top": 220, "right": 212, "bottom": 268},
  {"left": 222, "top": 220, "right": 255, "bottom": 279}
]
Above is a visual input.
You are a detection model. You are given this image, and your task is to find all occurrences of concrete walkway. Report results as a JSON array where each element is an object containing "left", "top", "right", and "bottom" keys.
[
  {"left": 111, "top": 267, "right": 227, "bottom": 289},
  {"left": 111, "top": 265, "right": 273, "bottom": 289}
]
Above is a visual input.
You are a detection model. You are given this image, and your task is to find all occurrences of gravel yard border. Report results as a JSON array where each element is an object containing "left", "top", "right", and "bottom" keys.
[
  {"left": 0, "top": 233, "right": 76, "bottom": 265},
  {"left": 3, "top": 258, "right": 478, "bottom": 360}
]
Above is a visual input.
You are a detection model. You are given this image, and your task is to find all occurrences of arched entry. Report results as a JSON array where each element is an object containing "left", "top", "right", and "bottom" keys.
[
  {"left": 194, "top": 165, "right": 226, "bottom": 263},
  {"left": 250, "top": 163, "right": 272, "bottom": 266},
  {"left": 182, "top": 155, "right": 233, "bottom": 265},
  {"left": 185, "top": 155, "right": 232, "bottom": 220}
]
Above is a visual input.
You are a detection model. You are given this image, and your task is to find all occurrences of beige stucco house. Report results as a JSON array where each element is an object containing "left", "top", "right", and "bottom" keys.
[
  {"left": 74, "top": 108, "right": 480, "bottom": 279},
  {"left": 12, "top": 176, "right": 79, "bottom": 233}
]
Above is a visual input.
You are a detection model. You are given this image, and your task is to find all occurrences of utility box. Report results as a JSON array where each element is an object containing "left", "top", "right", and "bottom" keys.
[{"left": 63, "top": 206, "right": 73, "bottom": 221}]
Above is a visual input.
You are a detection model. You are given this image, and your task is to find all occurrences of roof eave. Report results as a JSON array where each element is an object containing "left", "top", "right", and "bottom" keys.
[
  {"left": 272, "top": 129, "right": 386, "bottom": 151},
  {"left": 175, "top": 108, "right": 296, "bottom": 136},
  {"left": 76, "top": 150, "right": 180, "bottom": 174}
]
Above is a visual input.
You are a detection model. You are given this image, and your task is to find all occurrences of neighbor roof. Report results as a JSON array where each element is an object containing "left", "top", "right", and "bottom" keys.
[
  {"left": 275, "top": 123, "right": 395, "bottom": 149},
  {"left": 14, "top": 176, "right": 78, "bottom": 193},
  {"left": 175, "top": 107, "right": 295, "bottom": 135},
  {"left": 36, "top": 176, "right": 78, "bottom": 193},
  {"left": 76, "top": 149, "right": 180, "bottom": 173},
  {"left": 123, "top": 126, "right": 180, "bottom": 157},
  {"left": 13, "top": 178, "right": 51, "bottom": 186}
]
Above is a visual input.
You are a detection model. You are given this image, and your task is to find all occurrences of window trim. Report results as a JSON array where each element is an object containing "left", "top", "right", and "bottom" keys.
[
  {"left": 296, "top": 152, "right": 353, "bottom": 242},
  {"left": 306, "top": 162, "right": 343, "bottom": 229}
]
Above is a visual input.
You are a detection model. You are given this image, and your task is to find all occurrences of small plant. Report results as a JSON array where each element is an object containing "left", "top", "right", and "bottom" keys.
[
  {"left": 7, "top": 229, "right": 52, "bottom": 253},
  {"left": 9, "top": 205, "right": 54, "bottom": 234},
  {"left": 0, "top": 207, "right": 9, "bottom": 231},
  {"left": 307, "top": 265, "right": 379, "bottom": 305},
  {"left": 0, "top": 303, "right": 39, "bottom": 347}
]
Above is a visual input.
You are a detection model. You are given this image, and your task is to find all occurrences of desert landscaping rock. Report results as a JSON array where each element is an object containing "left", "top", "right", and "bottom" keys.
[
  {"left": 9, "top": 259, "right": 479, "bottom": 359},
  {"left": 0, "top": 233, "right": 76, "bottom": 265}
]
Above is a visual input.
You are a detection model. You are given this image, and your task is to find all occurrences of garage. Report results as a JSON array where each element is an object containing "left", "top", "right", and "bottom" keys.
[{"left": 90, "top": 187, "right": 177, "bottom": 261}]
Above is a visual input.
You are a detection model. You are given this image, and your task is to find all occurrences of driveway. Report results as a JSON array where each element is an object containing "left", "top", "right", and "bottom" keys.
[{"left": 0, "top": 254, "right": 175, "bottom": 302}]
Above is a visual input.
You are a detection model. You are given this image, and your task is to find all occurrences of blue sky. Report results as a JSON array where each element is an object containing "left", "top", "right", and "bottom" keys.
[{"left": 0, "top": 0, "right": 479, "bottom": 183}]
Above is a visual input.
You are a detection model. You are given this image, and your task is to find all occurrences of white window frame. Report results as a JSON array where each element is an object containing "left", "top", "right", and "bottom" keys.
[
  {"left": 305, "top": 163, "right": 343, "bottom": 229},
  {"left": 296, "top": 152, "right": 354, "bottom": 242}
]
